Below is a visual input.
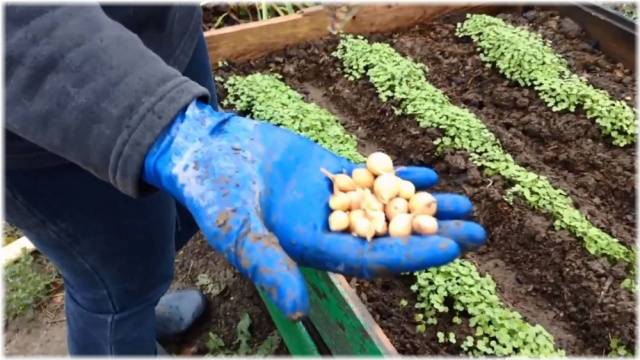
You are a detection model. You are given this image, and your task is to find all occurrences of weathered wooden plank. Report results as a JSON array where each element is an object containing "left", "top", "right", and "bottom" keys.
[
  {"left": 329, "top": 273, "right": 397, "bottom": 355},
  {"left": 204, "top": 6, "right": 329, "bottom": 63},
  {"left": 204, "top": 4, "right": 494, "bottom": 63},
  {"left": 301, "top": 268, "right": 396, "bottom": 356},
  {"left": 256, "top": 290, "right": 321, "bottom": 356},
  {"left": 342, "top": 4, "right": 491, "bottom": 34},
  {"left": 2, "top": 236, "right": 36, "bottom": 266}
]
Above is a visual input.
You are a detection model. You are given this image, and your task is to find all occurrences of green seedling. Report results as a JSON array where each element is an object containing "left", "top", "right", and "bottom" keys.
[
  {"left": 223, "top": 73, "right": 364, "bottom": 163},
  {"left": 457, "top": 14, "right": 636, "bottom": 147},
  {"left": 196, "top": 273, "right": 226, "bottom": 297},
  {"left": 205, "top": 312, "right": 281, "bottom": 356},
  {"left": 332, "top": 34, "right": 634, "bottom": 271},
  {"left": 412, "top": 260, "right": 563, "bottom": 356},
  {"left": 608, "top": 336, "right": 632, "bottom": 357}
]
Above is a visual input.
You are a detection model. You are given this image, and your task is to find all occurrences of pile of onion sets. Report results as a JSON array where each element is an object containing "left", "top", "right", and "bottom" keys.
[{"left": 322, "top": 152, "right": 438, "bottom": 241}]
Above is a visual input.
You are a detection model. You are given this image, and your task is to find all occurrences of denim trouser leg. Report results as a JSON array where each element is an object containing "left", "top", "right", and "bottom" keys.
[
  {"left": 4, "top": 33, "right": 216, "bottom": 355},
  {"left": 6, "top": 165, "right": 181, "bottom": 354}
]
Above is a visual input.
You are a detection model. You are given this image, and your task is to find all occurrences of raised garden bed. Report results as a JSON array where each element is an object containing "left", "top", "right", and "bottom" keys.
[
  {"left": 209, "top": 4, "right": 636, "bottom": 356},
  {"left": 6, "top": 3, "right": 634, "bottom": 357}
]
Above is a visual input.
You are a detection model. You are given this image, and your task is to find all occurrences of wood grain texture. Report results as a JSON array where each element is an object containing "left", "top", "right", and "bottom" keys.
[
  {"left": 342, "top": 4, "right": 489, "bottom": 34},
  {"left": 204, "top": 6, "right": 329, "bottom": 63},
  {"left": 204, "top": 4, "right": 494, "bottom": 63}
]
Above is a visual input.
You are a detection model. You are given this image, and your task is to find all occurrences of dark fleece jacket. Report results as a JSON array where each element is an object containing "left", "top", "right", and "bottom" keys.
[{"left": 5, "top": 5, "right": 210, "bottom": 197}]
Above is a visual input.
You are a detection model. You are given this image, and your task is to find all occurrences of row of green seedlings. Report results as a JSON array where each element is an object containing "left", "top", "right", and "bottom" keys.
[
  {"left": 457, "top": 14, "right": 636, "bottom": 147},
  {"left": 222, "top": 73, "right": 563, "bottom": 356},
  {"left": 332, "top": 35, "right": 635, "bottom": 290}
]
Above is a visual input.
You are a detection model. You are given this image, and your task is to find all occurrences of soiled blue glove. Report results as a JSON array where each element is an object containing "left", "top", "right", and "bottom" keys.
[{"left": 143, "top": 100, "right": 486, "bottom": 320}]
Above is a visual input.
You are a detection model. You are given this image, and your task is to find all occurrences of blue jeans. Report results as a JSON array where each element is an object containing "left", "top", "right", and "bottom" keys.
[{"left": 5, "top": 34, "right": 216, "bottom": 355}]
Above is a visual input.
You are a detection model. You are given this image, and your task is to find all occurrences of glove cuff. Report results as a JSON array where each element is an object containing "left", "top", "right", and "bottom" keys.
[{"left": 142, "top": 100, "right": 233, "bottom": 197}]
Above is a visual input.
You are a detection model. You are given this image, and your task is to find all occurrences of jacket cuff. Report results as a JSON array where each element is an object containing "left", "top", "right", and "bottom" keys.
[{"left": 108, "top": 76, "right": 209, "bottom": 197}]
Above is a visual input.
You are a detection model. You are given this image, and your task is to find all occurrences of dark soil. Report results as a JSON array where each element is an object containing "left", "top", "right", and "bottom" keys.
[
  {"left": 161, "top": 234, "right": 287, "bottom": 355},
  {"left": 215, "top": 8, "right": 636, "bottom": 356}
]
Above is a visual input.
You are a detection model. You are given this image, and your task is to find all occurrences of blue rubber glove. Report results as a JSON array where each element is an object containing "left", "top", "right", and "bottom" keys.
[{"left": 143, "top": 100, "right": 486, "bottom": 319}]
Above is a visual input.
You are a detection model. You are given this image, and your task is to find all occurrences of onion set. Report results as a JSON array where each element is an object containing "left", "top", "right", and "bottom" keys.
[{"left": 322, "top": 151, "right": 438, "bottom": 241}]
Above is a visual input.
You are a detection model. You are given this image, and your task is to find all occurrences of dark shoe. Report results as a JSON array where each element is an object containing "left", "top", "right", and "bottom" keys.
[{"left": 155, "top": 289, "right": 206, "bottom": 339}]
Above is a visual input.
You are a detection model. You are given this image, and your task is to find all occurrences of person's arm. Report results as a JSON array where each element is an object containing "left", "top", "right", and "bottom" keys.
[{"left": 5, "top": 5, "right": 208, "bottom": 196}]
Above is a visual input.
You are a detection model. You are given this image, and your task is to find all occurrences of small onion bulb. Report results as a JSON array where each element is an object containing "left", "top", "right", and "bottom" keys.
[
  {"left": 349, "top": 209, "right": 366, "bottom": 228},
  {"left": 328, "top": 210, "right": 350, "bottom": 232},
  {"left": 385, "top": 197, "right": 409, "bottom": 220},
  {"left": 351, "top": 216, "right": 375, "bottom": 241},
  {"left": 329, "top": 192, "right": 350, "bottom": 211},
  {"left": 321, "top": 168, "right": 356, "bottom": 192},
  {"left": 366, "top": 210, "right": 387, "bottom": 237},
  {"left": 374, "top": 173, "right": 400, "bottom": 204},
  {"left": 366, "top": 152, "right": 394, "bottom": 175},
  {"left": 333, "top": 174, "right": 356, "bottom": 192},
  {"left": 409, "top": 192, "right": 437, "bottom": 216},
  {"left": 362, "top": 189, "right": 384, "bottom": 212},
  {"left": 352, "top": 168, "right": 375, "bottom": 188},
  {"left": 388, "top": 214, "right": 413, "bottom": 237},
  {"left": 348, "top": 189, "right": 365, "bottom": 210},
  {"left": 412, "top": 215, "right": 438, "bottom": 235},
  {"left": 398, "top": 180, "right": 416, "bottom": 199}
]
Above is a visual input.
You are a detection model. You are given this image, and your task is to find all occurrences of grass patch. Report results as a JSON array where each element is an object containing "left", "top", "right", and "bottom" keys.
[{"left": 4, "top": 251, "right": 58, "bottom": 319}]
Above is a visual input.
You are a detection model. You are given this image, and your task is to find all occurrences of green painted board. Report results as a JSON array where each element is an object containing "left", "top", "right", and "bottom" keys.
[
  {"left": 301, "top": 268, "right": 396, "bottom": 356},
  {"left": 257, "top": 268, "right": 396, "bottom": 356},
  {"left": 258, "top": 290, "right": 320, "bottom": 356}
]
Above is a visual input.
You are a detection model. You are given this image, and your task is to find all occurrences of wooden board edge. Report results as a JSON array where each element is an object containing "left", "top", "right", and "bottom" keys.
[
  {"left": 2, "top": 236, "right": 36, "bottom": 267},
  {"left": 328, "top": 273, "right": 399, "bottom": 355},
  {"left": 204, "top": 6, "right": 329, "bottom": 63},
  {"left": 256, "top": 289, "right": 321, "bottom": 355},
  {"left": 202, "top": 5, "right": 326, "bottom": 37},
  {"left": 204, "top": 4, "right": 507, "bottom": 63},
  {"left": 542, "top": 4, "right": 637, "bottom": 70},
  {"left": 301, "top": 268, "right": 388, "bottom": 355},
  {"left": 342, "top": 3, "right": 495, "bottom": 34}
]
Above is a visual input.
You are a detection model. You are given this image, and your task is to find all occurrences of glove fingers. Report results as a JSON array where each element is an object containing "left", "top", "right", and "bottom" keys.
[
  {"left": 208, "top": 212, "right": 310, "bottom": 320},
  {"left": 360, "top": 235, "right": 460, "bottom": 277},
  {"left": 395, "top": 166, "right": 439, "bottom": 189},
  {"left": 288, "top": 232, "right": 460, "bottom": 279},
  {"left": 432, "top": 193, "right": 474, "bottom": 219},
  {"left": 437, "top": 220, "right": 487, "bottom": 251}
]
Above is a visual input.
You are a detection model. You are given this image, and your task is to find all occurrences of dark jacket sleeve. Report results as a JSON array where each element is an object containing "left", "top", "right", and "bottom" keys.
[{"left": 5, "top": 5, "right": 210, "bottom": 197}]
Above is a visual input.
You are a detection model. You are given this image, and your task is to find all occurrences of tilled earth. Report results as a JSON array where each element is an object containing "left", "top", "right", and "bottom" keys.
[
  {"left": 161, "top": 234, "right": 288, "bottom": 355},
  {"left": 215, "top": 8, "right": 636, "bottom": 355}
]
